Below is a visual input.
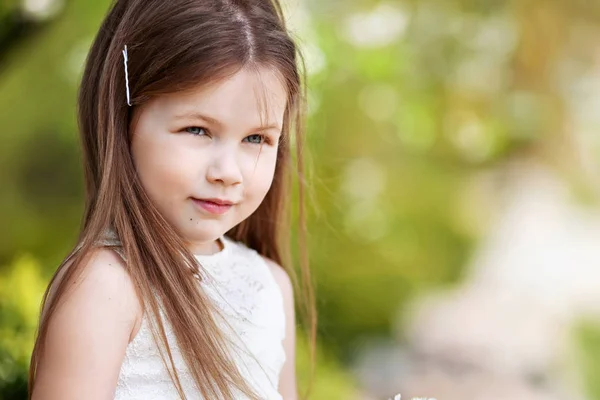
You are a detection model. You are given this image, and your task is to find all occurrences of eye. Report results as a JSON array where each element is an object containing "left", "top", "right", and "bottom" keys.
[
  {"left": 244, "top": 134, "right": 268, "bottom": 145},
  {"left": 184, "top": 126, "right": 209, "bottom": 136}
]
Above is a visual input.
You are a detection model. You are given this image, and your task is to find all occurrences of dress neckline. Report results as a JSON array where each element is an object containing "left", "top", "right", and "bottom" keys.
[
  {"left": 101, "top": 228, "right": 232, "bottom": 262},
  {"left": 193, "top": 235, "right": 231, "bottom": 262}
]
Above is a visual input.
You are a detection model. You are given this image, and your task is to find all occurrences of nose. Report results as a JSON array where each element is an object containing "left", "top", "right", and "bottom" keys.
[{"left": 205, "top": 144, "right": 243, "bottom": 186}]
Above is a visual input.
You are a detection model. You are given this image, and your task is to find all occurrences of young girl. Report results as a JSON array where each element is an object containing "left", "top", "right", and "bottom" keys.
[{"left": 28, "top": 0, "right": 316, "bottom": 399}]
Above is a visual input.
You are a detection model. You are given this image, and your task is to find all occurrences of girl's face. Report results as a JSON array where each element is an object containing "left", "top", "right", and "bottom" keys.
[{"left": 130, "top": 67, "right": 287, "bottom": 255}]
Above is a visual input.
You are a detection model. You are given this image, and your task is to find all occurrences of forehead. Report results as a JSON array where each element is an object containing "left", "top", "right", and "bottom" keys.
[{"left": 153, "top": 66, "right": 288, "bottom": 126}]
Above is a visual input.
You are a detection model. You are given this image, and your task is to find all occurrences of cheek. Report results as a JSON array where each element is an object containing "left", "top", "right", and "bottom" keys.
[
  {"left": 243, "top": 150, "right": 278, "bottom": 201},
  {"left": 131, "top": 134, "right": 197, "bottom": 203}
]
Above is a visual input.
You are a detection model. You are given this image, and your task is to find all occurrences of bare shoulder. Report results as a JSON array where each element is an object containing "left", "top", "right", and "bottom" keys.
[
  {"left": 32, "top": 247, "right": 142, "bottom": 400},
  {"left": 45, "top": 247, "right": 141, "bottom": 325}
]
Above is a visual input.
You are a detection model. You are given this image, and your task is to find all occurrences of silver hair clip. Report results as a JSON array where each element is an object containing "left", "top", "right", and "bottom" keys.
[{"left": 122, "top": 45, "right": 131, "bottom": 106}]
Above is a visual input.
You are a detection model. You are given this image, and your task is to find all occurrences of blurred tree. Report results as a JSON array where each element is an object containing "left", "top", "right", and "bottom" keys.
[{"left": 0, "top": 0, "right": 63, "bottom": 70}]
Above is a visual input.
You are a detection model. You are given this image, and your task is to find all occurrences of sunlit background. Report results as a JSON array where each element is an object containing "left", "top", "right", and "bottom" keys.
[{"left": 3, "top": 0, "right": 600, "bottom": 399}]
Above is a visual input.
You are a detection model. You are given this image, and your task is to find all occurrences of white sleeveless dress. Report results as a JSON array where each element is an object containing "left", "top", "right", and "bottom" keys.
[{"left": 109, "top": 235, "right": 287, "bottom": 399}]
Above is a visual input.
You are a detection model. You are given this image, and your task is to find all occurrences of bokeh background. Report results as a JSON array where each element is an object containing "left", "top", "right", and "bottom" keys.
[{"left": 3, "top": 0, "right": 600, "bottom": 399}]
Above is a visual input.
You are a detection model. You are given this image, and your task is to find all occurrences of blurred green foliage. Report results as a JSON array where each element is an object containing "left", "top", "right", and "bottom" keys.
[
  {"left": 296, "top": 332, "right": 360, "bottom": 399},
  {"left": 0, "top": 256, "right": 45, "bottom": 400},
  {"left": 576, "top": 322, "right": 600, "bottom": 399}
]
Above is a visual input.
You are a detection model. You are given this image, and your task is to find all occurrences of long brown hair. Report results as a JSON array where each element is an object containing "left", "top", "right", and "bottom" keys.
[{"left": 28, "top": 0, "right": 316, "bottom": 398}]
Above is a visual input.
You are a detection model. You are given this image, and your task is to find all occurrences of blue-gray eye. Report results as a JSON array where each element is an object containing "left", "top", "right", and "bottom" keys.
[
  {"left": 244, "top": 134, "right": 266, "bottom": 144},
  {"left": 185, "top": 126, "right": 208, "bottom": 136}
]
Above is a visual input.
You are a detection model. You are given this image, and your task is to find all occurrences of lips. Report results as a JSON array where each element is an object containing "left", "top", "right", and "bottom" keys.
[
  {"left": 191, "top": 198, "right": 235, "bottom": 215},
  {"left": 202, "top": 198, "right": 234, "bottom": 206}
]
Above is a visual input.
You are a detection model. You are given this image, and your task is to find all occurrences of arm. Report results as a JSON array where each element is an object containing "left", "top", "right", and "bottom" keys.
[
  {"left": 31, "top": 248, "right": 142, "bottom": 400},
  {"left": 262, "top": 256, "right": 298, "bottom": 400}
]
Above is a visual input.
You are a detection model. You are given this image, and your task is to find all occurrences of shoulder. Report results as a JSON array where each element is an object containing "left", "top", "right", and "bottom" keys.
[
  {"left": 32, "top": 247, "right": 141, "bottom": 399},
  {"left": 47, "top": 247, "right": 141, "bottom": 323}
]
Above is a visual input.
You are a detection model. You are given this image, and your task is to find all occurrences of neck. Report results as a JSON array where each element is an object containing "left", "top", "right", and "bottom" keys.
[{"left": 187, "top": 237, "right": 223, "bottom": 255}]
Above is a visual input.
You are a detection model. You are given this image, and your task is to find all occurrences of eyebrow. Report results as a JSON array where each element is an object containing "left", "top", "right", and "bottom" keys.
[{"left": 174, "top": 111, "right": 282, "bottom": 133}]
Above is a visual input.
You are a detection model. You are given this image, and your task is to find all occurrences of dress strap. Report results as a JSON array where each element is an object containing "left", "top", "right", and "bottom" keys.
[{"left": 98, "top": 228, "right": 127, "bottom": 262}]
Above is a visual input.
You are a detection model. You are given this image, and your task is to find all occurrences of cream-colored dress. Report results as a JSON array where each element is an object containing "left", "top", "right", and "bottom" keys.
[{"left": 105, "top": 234, "right": 286, "bottom": 399}]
